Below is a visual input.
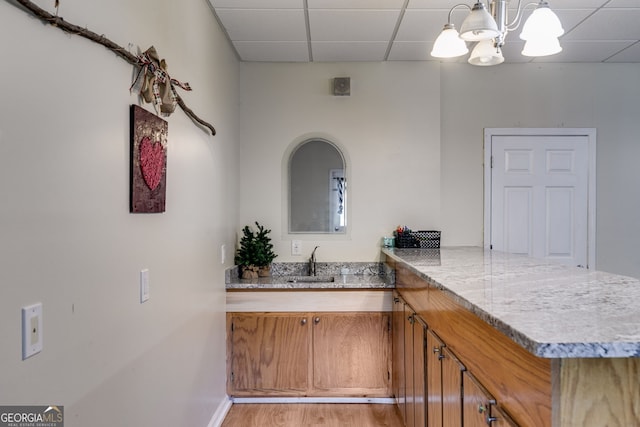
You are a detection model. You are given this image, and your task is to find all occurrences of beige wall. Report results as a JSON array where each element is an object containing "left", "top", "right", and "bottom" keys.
[
  {"left": 239, "top": 62, "right": 442, "bottom": 262},
  {"left": 440, "top": 63, "right": 640, "bottom": 278},
  {"left": 239, "top": 61, "right": 640, "bottom": 279},
  {"left": 0, "top": 0, "right": 239, "bottom": 425}
]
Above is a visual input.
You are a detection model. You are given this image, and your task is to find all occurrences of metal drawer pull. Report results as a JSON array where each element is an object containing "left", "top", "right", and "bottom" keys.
[{"left": 314, "top": 317, "right": 320, "bottom": 324}]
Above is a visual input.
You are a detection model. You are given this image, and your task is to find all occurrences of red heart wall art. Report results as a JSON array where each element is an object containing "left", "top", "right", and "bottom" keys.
[{"left": 139, "top": 136, "right": 165, "bottom": 191}]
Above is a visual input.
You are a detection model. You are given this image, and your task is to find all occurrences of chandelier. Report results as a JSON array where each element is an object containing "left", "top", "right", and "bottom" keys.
[{"left": 431, "top": 0, "right": 564, "bottom": 66}]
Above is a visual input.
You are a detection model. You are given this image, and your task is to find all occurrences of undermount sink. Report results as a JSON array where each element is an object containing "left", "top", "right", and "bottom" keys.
[{"left": 285, "top": 275, "right": 335, "bottom": 283}]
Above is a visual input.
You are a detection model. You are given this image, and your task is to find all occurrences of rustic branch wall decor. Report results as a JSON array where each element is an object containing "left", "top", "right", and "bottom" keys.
[{"left": 7, "top": 0, "right": 216, "bottom": 136}]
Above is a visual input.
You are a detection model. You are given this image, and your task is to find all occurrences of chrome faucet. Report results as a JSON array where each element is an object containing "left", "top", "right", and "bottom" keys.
[{"left": 309, "top": 246, "right": 319, "bottom": 276}]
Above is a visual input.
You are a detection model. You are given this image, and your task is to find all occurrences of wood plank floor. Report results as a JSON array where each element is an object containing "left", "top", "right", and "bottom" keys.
[{"left": 221, "top": 403, "right": 404, "bottom": 427}]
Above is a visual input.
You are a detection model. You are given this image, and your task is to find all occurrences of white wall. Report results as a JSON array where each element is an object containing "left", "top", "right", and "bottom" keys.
[
  {"left": 238, "top": 62, "right": 442, "bottom": 262},
  {"left": 239, "top": 61, "right": 640, "bottom": 279},
  {"left": 440, "top": 63, "right": 640, "bottom": 278},
  {"left": 0, "top": 0, "right": 238, "bottom": 426}
]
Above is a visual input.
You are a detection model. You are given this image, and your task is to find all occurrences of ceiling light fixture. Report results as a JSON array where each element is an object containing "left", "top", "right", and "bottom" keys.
[{"left": 431, "top": 0, "right": 563, "bottom": 66}]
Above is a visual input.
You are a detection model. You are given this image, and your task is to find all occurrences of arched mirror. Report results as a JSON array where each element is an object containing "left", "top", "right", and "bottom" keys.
[{"left": 289, "top": 139, "right": 346, "bottom": 233}]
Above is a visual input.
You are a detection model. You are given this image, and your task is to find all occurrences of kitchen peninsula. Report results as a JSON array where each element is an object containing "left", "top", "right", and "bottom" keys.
[{"left": 384, "top": 246, "right": 640, "bottom": 427}]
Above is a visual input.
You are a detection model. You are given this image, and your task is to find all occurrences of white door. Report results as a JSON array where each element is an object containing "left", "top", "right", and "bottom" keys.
[{"left": 484, "top": 129, "right": 596, "bottom": 268}]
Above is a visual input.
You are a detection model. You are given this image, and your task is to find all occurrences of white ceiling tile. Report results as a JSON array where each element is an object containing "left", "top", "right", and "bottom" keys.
[
  {"left": 388, "top": 41, "right": 434, "bottom": 60},
  {"left": 216, "top": 9, "right": 307, "bottom": 41},
  {"left": 407, "top": 0, "right": 465, "bottom": 9},
  {"left": 563, "top": 9, "right": 640, "bottom": 40},
  {"left": 395, "top": 10, "right": 451, "bottom": 42},
  {"left": 210, "top": 0, "right": 640, "bottom": 63},
  {"left": 605, "top": 0, "right": 640, "bottom": 7},
  {"left": 308, "top": 0, "right": 405, "bottom": 9},
  {"left": 309, "top": 10, "right": 401, "bottom": 41},
  {"left": 210, "top": 0, "right": 302, "bottom": 8},
  {"left": 312, "top": 42, "right": 389, "bottom": 61},
  {"left": 234, "top": 41, "right": 310, "bottom": 61}
]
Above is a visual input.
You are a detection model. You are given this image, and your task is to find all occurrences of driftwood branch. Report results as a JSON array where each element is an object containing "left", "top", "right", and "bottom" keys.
[{"left": 8, "top": 0, "right": 217, "bottom": 136}]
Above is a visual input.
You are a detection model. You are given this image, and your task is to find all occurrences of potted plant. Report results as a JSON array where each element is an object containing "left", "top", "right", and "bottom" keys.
[{"left": 235, "top": 221, "right": 277, "bottom": 279}]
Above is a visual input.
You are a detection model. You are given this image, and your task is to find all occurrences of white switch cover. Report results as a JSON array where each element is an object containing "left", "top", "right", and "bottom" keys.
[
  {"left": 221, "top": 244, "right": 226, "bottom": 264},
  {"left": 22, "top": 303, "right": 43, "bottom": 360},
  {"left": 140, "top": 269, "right": 150, "bottom": 303},
  {"left": 291, "top": 240, "right": 302, "bottom": 256}
]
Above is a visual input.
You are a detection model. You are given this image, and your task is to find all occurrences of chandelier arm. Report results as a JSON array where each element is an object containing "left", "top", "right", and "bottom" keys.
[
  {"left": 447, "top": 3, "right": 473, "bottom": 24},
  {"left": 505, "top": 1, "right": 539, "bottom": 31}
]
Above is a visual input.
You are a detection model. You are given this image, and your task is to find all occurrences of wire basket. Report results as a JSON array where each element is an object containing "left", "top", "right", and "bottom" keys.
[{"left": 395, "top": 230, "right": 441, "bottom": 249}]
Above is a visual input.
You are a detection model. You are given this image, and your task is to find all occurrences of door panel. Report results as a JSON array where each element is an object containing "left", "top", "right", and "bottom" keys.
[
  {"left": 426, "top": 329, "right": 443, "bottom": 427},
  {"left": 312, "top": 312, "right": 390, "bottom": 394},
  {"left": 490, "top": 134, "right": 590, "bottom": 268},
  {"left": 229, "top": 314, "right": 310, "bottom": 394}
]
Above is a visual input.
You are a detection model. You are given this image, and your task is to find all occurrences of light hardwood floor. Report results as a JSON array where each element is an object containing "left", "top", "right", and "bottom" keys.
[{"left": 221, "top": 403, "right": 404, "bottom": 427}]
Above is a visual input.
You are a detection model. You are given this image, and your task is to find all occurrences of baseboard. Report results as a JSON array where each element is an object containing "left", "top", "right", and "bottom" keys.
[
  {"left": 231, "top": 396, "right": 396, "bottom": 404},
  {"left": 206, "top": 395, "right": 233, "bottom": 427}
]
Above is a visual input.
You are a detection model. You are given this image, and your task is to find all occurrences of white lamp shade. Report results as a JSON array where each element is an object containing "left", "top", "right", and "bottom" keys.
[
  {"left": 459, "top": 2, "right": 500, "bottom": 41},
  {"left": 431, "top": 25, "right": 469, "bottom": 58},
  {"left": 468, "top": 40, "right": 505, "bottom": 66},
  {"left": 521, "top": 36, "right": 562, "bottom": 56},
  {"left": 520, "top": 2, "right": 564, "bottom": 40}
]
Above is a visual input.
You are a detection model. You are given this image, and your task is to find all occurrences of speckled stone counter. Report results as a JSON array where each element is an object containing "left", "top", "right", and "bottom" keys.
[
  {"left": 383, "top": 246, "right": 640, "bottom": 359},
  {"left": 225, "top": 261, "right": 394, "bottom": 290}
]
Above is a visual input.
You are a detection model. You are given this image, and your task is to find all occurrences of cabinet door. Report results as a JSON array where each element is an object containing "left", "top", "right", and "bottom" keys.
[
  {"left": 392, "top": 294, "right": 406, "bottom": 414},
  {"left": 441, "top": 347, "right": 464, "bottom": 427},
  {"left": 413, "top": 317, "right": 427, "bottom": 427},
  {"left": 312, "top": 312, "right": 391, "bottom": 396},
  {"left": 405, "top": 309, "right": 415, "bottom": 427},
  {"left": 489, "top": 404, "right": 519, "bottom": 427},
  {"left": 228, "top": 313, "right": 310, "bottom": 395},
  {"left": 463, "top": 370, "right": 494, "bottom": 427},
  {"left": 426, "top": 329, "right": 444, "bottom": 427},
  {"left": 463, "top": 365, "right": 520, "bottom": 427}
]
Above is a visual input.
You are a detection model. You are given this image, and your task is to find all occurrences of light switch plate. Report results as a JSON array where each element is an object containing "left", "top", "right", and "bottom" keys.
[
  {"left": 140, "top": 269, "right": 150, "bottom": 303},
  {"left": 22, "top": 303, "right": 43, "bottom": 360},
  {"left": 291, "top": 240, "right": 302, "bottom": 256}
]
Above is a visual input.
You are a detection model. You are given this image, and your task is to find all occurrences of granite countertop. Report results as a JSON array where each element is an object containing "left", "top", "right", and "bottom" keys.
[
  {"left": 225, "top": 261, "right": 394, "bottom": 290},
  {"left": 383, "top": 246, "right": 640, "bottom": 359}
]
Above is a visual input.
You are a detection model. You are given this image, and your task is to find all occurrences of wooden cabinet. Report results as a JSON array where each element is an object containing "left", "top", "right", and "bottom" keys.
[
  {"left": 426, "top": 329, "right": 443, "bottom": 427},
  {"left": 441, "top": 346, "right": 464, "bottom": 427},
  {"left": 227, "top": 312, "right": 391, "bottom": 397},
  {"left": 228, "top": 313, "right": 310, "bottom": 395},
  {"left": 411, "top": 315, "right": 426, "bottom": 427},
  {"left": 391, "top": 265, "right": 521, "bottom": 427},
  {"left": 393, "top": 293, "right": 427, "bottom": 427},
  {"left": 463, "top": 371, "right": 518, "bottom": 427},
  {"left": 312, "top": 312, "right": 391, "bottom": 395},
  {"left": 392, "top": 294, "right": 406, "bottom": 414}
]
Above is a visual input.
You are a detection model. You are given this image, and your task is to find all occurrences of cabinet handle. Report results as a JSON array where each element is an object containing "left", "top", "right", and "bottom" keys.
[
  {"left": 301, "top": 318, "right": 307, "bottom": 325},
  {"left": 433, "top": 347, "right": 440, "bottom": 354},
  {"left": 314, "top": 317, "right": 320, "bottom": 324},
  {"left": 486, "top": 416, "right": 497, "bottom": 424}
]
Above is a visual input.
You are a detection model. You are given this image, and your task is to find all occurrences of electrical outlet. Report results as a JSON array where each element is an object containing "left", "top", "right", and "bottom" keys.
[
  {"left": 22, "top": 303, "right": 43, "bottom": 360},
  {"left": 140, "top": 269, "right": 150, "bottom": 303},
  {"left": 291, "top": 240, "right": 302, "bottom": 256}
]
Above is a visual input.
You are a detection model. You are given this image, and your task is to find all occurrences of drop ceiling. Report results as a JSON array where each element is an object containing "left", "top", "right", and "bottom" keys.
[{"left": 208, "top": 0, "right": 640, "bottom": 64}]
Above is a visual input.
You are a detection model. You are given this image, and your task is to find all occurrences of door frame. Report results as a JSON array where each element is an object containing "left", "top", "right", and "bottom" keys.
[{"left": 483, "top": 128, "right": 597, "bottom": 268}]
